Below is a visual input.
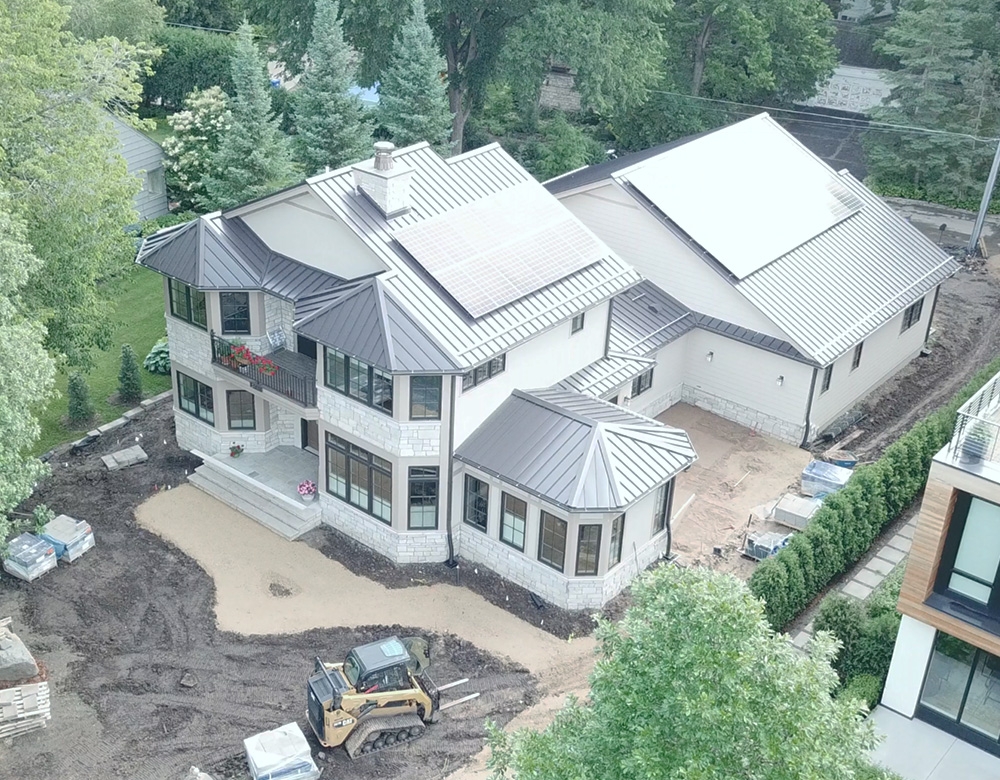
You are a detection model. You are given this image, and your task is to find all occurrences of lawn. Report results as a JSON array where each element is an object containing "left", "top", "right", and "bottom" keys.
[
  {"left": 137, "top": 106, "right": 172, "bottom": 145},
  {"left": 33, "top": 269, "right": 172, "bottom": 454}
]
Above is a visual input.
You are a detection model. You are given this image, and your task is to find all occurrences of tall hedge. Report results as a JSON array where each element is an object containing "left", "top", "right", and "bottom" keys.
[
  {"left": 142, "top": 27, "right": 235, "bottom": 108},
  {"left": 751, "top": 355, "right": 1000, "bottom": 629}
]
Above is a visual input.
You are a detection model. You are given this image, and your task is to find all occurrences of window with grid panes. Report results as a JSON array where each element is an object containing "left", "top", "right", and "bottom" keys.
[
  {"left": 609, "top": 513, "right": 625, "bottom": 568},
  {"left": 325, "top": 434, "right": 392, "bottom": 523},
  {"left": 463, "top": 475, "right": 489, "bottom": 532},
  {"left": 226, "top": 390, "right": 255, "bottom": 429},
  {"left": 220, "top": 292, "right": 251, "bottom": 334},
  {"left": 177, "top": 372, "right": 214, "bottom": 424},
  {"left": 323, "top": 348, "right": 393, "bottom": 415},
  {"left": 538, "top": 511, "right": 567, "bottom": 571},
  {"left": 576, "top": 524, "right": 601, "bottom": 576},
  {"left": 409, "top": 376, "right": 442, "bottom": 420},
  {"left": 168, "top": 280, "right": 207, "bottom": 329},
  {"left": 500, "top": 493, "right": 527, "bottom": 550},
  {"left": 408, "top": 467, "right": 439, "bottom": 529}
]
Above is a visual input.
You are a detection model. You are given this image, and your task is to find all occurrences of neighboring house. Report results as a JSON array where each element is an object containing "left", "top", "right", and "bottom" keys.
[
  {"left": 836, "top": 0, "right": 894, "bottom": 22},
  {"left": 136, "top": 141, "right": 697, "bottom": 610},
  {"left": 882, "top": 370, "right": 1000, "bottom": 758},
  {"left": 547, "top": 113, "right": 959, "bottom": 445},
  {"left": 795, "top": 65, "right": 892, "bottom": 116},
  {"left": 110, "top": 114, "right": 169, "bottom": 221}
]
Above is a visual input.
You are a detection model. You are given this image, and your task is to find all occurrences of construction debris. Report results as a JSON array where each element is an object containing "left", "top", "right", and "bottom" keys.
[
  {"left": 101, "top": 444, "right": 148, "bottom": 471},
  {"left": 743, "top": 530, "right": 792, "bottom": 561},
  {"left": 0, "top": 619, "right": 51, "bottom": 740},
  {"left": 800, "top": 460, "right": 853, "bottom": 497},
  {"left": 773, "top": 494, "right": 823, "bottom": 531},
  {"left": 3, "top": 533, "right": 57, "bottom": 583},
  {"left": 244, "top": 722, "right": 320, "bottom": 780},
  {"left": 40, "top": 514, "right": 95, "bottom": 563}
]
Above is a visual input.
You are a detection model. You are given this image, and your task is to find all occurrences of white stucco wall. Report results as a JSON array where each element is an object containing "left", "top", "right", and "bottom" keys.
[
  {"left": 610, "top": 335, "right": 688, "bottom": 414},
  {"left": 453, "top": 301, "right": 610, "bottom": 445},
  {"left": 882, "top": 616, "right": 937, "bottom": 717},
  {"left": 808, "top": 293, "right": 932, "bottom": 435}
]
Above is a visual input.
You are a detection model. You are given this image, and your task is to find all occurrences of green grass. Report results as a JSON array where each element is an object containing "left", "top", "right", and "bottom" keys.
[
  {"left": 137, "top": 106, "right": 173, "bottom": 145},
  {"left": 34, "top": 270, "right": 173, "bottom": 454}
]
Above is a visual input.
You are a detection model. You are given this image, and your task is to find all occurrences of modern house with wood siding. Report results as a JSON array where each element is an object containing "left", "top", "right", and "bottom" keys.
[
  {"left": 547, "top": 113, "right": 959, "bottom": 445},
  {"left": 883, "top": 371, "right": 1000, "bottom": 757},
  {"left": 136, "top": 141, "right": 697, "bottom": 610}
]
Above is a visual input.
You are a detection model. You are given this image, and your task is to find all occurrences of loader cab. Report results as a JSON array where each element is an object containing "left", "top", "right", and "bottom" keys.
[{"left": 347, "top": 637, "right": 413, "bottom": 693}]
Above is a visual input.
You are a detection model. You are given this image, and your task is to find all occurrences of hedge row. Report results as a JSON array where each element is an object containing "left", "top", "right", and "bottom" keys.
[{"left": 750, "top": 355, "right": 1000, "bottom": 629}]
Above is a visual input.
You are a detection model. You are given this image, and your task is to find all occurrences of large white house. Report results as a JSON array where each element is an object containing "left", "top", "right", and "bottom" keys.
[{"left": 548, "top": 113, "right": 959, "bottom": 445}]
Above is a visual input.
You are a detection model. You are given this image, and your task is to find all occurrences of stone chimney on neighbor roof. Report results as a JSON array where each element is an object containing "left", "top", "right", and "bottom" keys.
[{"left": 351, "top": 141, "right": 413, "bottom": 218}]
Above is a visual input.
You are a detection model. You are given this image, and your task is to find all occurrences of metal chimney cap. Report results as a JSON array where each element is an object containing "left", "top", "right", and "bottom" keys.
[{"left": 373, "top": 141, "right": 395, "bottom": 171}]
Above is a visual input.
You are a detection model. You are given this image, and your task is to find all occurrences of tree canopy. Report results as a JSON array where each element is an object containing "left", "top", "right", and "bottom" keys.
[
  {"left": 163, "top": 86, "right": 232, "bottom": 210},
  {"left": 293, "top": 0, "right": 373, "bottom": 174},
  {"left": 65, "top": 0, "right": 165, "bottom": 44},
  {"left": 488, "top": 566, "right": 880, "bottom": 780}
]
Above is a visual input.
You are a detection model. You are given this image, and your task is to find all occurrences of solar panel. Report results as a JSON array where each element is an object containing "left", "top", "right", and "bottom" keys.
[
  {"left": 393, "top": 181, "right": 605, "bottom": 318},
  {"left": 622, "top": 114, "right": 864, "bottom": 280}
]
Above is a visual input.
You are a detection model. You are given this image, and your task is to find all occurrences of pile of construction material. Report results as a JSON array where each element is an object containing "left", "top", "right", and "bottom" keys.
[
  {"left": 801, "top": 460, "right": 854, "bottom": 498},
  {"left": 40, "top": 515, "right": 95, "bottom": 563},
  {"left": 0, "top": 618, "right": 51, "bottom": 740},
  {"left": 244, "top": 722, "right": 321, "bottom": 780},
  {"left": 2, "top": 534, "right": 57, "bottom": 582}
]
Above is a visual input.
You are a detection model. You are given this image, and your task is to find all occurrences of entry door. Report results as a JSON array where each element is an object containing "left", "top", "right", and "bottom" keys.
[{"left": 302, "top": 419, "right": 319, "bottom": 453}]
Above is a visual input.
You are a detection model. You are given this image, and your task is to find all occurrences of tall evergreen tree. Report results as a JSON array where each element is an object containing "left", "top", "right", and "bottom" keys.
[
  {"left": 293, "top": 0, "right": 373, "bottom": 174},
  {"left": 376, "top": 0, "right": 454, "bottom": 155},
  {"left": 201, "top": 22, "right": 297, "bottom": 210}
]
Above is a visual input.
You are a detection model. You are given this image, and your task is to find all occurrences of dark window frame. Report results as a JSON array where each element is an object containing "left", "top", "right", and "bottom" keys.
[
  {"left": 463, "top": 474, "right": 489, "bottom": 532},
  {"left": 571, "top": 313, "right": 585, "bottom": 334},
  {"left": 935, "top": 491, "right": 1000, "bottom": 617},
  {"left": 821, "top": 364, "right": 833, "bottom": 394},
  {"left": 325, "top": 434, "right": 392, "bottom": 524},
  {"left": 851, "top": 342, "right": 863, "bottom": 371},
  {"left": 653, "top": 480, "right": 674, "bottom": 534},
  {"left": 323, "top": 347, "right": 394, "bottom": 416},
  {"left": 631, "top": 368, "right": 653, "bottom": 398},
  {"left": 226, "top": 389, "right": 256, "bottom": 430},
  {"left": 461, "top": 353, "right": 507, "bottom": 392},
  {"left": 902, "top": 298, "right": 924, "bottom": 333},
  {"left": 500, "top": 492, "right": 527, "bottom": 551},
  {"left": 576, "top": 524, "right": 602, "bottom": 576},
  {"left": 177, "top": 372, "right": 214, "bottom": 424},
  {"left": 219, "top": 291, "right": 251, "bottom": 335},
  {"left": 168, "top": 279, "right": 207, "bottom": 329},
  {"left": 407, "top": 466, "right": 439, "bottom": 530},
  {"left": 538, "top": 511, "right": 567, "bottom": 572},
  {"left": 609, "top": 513, "right": 625, "bottom": 568},
  {"left": 409, "top": 376, "right": 442, "bottom": 420}
]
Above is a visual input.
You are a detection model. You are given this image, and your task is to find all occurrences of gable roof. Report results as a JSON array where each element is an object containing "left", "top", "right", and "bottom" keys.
[
  {"left": 553, "top": 113, "right": 960, "bottom": 365},
  {"left": 294, "top": 277, "right": 462, "bottom": 373},
  {"left": 137, "top": 213, "right": 342, "bottom": 299},
  {"left": 454, "top": 388, "right": 696, "bottom": 511}
]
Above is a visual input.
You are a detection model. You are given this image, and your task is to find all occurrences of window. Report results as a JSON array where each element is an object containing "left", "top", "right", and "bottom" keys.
[
  {"left": 168, "top": 279, "right": 207, "bottom": 329},
  {"left": 220, "top": 292, "right": 251, "bottom": 334},
  {"left": 324, "top": 348, "right": 393, "bottom": 415},
  {"left": 653, "top": 480, "right": 674, "bottom": 534},
  {"left": 500, "top": 493, "right": 527, "bottom": 551},
  {"left": 937, "top": 493, "right": 1000, "bottom": 610},
  {"left": 576, "top": 524, "right": 601, "bottom": 576},
  {"left": 463, "top": 475, "right": 489, "bottom": 532},
  {"left": 902, "top": 298, "right": 924, "bottom": 333},
  {"left": 609, "top": 513, "right": 625, "bottom": 568},
  {"left": 821, "top": 364, "right": 833, "bottom": 394},
  {"left": 410, "top": 376, "right": 442, "bottom": 420},
  {"left": 462, "top": 353, "right": 507, "bottom": 391},
  {"left": 851, "top": 342, "right": 864, "bottom": 371},
  {"left": 538, "top": 511, "right": 567, "bottom": 572},
  {"left": 226, "top": 390, "right": 255, "bottom": 430},
  {"left": 177, "top": 372, "right": 214, "bottom": 424},
  {"left": 408, "top": 467, "right": 439, "bottom": 529},
  {"left": 325, "top": 434, "right": 392, "bottom": 524},
  {"left": 571, "top": 313, "right": 585, "bottom": 334},
  {"left": 631, "top": 368, "right": 653, "bottom": 398}
]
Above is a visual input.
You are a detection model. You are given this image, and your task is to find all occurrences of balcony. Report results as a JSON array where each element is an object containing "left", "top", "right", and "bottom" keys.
[
  {"left": 945, "top": 371, "right": 1000, "bottom": 477},
  {"left": 211, "top": 332, "right": 317, "bottom": 407}
]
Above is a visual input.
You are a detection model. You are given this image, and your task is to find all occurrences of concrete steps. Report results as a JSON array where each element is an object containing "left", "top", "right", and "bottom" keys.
[{"left": 187, "top": 454, "right": 321, "bottom": 541}]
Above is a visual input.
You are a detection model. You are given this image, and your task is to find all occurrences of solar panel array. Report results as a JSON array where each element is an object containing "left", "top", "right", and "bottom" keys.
[
  {"left": 622, "top": 114, "right": 864, "bottom": 280},
  {"left": 393, "top": 181, "right": 605, "bottom": 318}
]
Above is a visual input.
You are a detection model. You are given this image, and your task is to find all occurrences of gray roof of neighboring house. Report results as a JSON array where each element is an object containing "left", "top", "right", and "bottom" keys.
[
  {"left": 137, "top": 213, "right": 342, "bottom": 299},
  {"left": 294, "top": 277, "right": 463, "bottom": 373},
  {"left": 454, "top": 388, "right": 697, "bottom": 512},
  {"left": 110, "top": 114, "right": 168, "bottom": 220}
]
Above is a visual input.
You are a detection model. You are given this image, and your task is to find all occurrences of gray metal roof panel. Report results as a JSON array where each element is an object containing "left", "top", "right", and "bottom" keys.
[
  {"left": 558, "top": 354, "right": 656, "bottom": 397},
  {"left": 136, "top": 219, "right": 199, "bottom": 282},
  {"left": 608, "top": 280, "right": 695, "bottom": 356},
  {"left": 455, "top": 388, "right": 696, "bottom": 511},
  {"left": 693, "top": 314, "right": 814, "bottom": 364}
]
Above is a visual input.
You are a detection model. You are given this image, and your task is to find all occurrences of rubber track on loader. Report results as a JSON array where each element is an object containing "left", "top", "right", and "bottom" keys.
[{"left": 344, "top": 713, "right": 425, "bottom": 759}]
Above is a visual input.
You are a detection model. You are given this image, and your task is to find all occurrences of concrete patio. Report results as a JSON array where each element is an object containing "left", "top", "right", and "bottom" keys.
[
  {"left": 870, "top": 706, "right": 1000, "bottom": 780},
  {"left": 215, "top": 445, "right": 319, "bottom": 501}
]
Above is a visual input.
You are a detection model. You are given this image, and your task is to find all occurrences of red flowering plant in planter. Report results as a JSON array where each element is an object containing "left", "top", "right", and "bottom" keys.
[
  {"left": 253, "top": 356, "right": 278, "bottom": 376},
  {"left": 229, "top": 344, "right": 254, "bottom": 367}
]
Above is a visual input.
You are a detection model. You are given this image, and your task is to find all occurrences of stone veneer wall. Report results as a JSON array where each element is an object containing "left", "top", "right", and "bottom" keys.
[
  {"left": 680, "top": 385, "right": 804, "bottom": 444},
  {"left": 167, "top": 318, "right": 213, "bottom": 376},
  {"left": 630, "top": 383, "right": 683, "bottom": 420},
  {"left": 317, "top": 387, "right": 440, "bottom": 457},
  {"left": 318, "top": 493, "right": 449, "bottom": 563},
  {"left": 601, "top": 530, "right": 669, "bottom": 602},
  {"left": 264, "top": 294, "right": 295, "bottom": 349},
  {"left": 267, "top": 403, "right": 301, "bottom": 449}
]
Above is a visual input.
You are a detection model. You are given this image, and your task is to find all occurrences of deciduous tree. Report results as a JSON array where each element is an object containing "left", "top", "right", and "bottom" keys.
[
  {"left": 202, "top": 22, "right": 297, "bottom": 210},
  {"left": 163, "top": 86, "right": 232, "bottom": 209},
  {"left": 488, "top": 566, "right": 881, "bottom": 780},
  {"left": 65, "top": 0, "right": 165, "bottom": 44},
  {"left": 293, "top": 0, "right": 373, "bottom": 174}
]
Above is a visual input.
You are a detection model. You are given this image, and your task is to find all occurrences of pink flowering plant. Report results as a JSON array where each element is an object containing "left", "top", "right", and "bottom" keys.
[{"left": 297, "top": 479, "right": 317, "bottom": 497}]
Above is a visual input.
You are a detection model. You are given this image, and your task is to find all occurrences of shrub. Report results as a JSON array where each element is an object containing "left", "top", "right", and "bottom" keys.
[
  {"left": 867, "top": 564, "right": 906, "bottom": 620},
  {"left": 118, "top": 344, "right": 143, "bottom": 404},
  {"left": 67, "top": 371, "right": 95, "bottom": 424},
  {"left": 838, "top": 674, "right": 882, "bottom": 710},
  {"left": 32, "top": 504, "right": 55, "bottom": 534},
  {"left": 143, "top": 338, "right": 171, "bottom": 375},
  {"left": 750, "top": 353, "right": 1000, "bottom": 629},
  {"left": 815, "top": 594, "right": 867, "bottom": 681},
  {"left": 142, "top": 26, "right": 235, "bottom": 108},
  {"left": 139, "top": 211, "right": 197, "bottom": 237},
  {"left": 849, "top": 612, "right": 901, "bottom": 683}
]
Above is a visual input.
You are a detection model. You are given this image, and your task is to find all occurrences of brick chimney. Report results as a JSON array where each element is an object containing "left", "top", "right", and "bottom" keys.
[{"left": 351, "top": 141, "right": 413, "bottom": 218}]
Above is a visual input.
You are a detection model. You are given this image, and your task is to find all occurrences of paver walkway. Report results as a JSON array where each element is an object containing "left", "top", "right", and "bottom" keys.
[{"left": 790, "top": 514, "right": 917, "bottom": 649}]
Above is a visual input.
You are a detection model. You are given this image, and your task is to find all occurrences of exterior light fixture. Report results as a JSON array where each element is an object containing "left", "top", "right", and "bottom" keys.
[
  {"left": 776, "top": 375, "right": 784, "bottom": 386},
  {"left": 706, "top": 351, "right": 714, "bottom": 362}
]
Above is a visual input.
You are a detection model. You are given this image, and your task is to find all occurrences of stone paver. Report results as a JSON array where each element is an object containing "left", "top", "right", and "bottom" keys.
[
  {"left": 878, "top": 546, "right": 907, "bottom": 565},
  {"left": 897, "top": 523, "right": 916, "bottom": 540},
  {"left": 792, "top": 631, "right": 810, "bottom": 649},
  {"left": 888, "top": 534, "right": 912, "bottom": 553},
  {"left": 855, "top": 568, "right": 884, "bottom": 588},
  {"left": 842, "top": 580, "right": 873, "bottom": 600},
  {"left": 867, "top": 556, "right": 896, "bottom": 576},
  {"left": 101, "top": 445, "right": 148, "bottom": 471},
  {"left": 97, "top": 418, "right": 127, "bottom": 435}
]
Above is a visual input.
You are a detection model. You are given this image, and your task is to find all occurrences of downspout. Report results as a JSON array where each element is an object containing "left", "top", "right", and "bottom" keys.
[
  {"left": 800, "top": 367, "right": 819, "bottom": 448},
  {"left": 923, "top": 287, "right": 941, "bottom": 346},
  {"left": 445, "top": 374, "right": 458, "bottom": 566}
]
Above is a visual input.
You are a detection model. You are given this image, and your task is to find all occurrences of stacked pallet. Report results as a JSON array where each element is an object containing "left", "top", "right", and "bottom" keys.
[
  {"left": 2, "top": 533, "right": 57, "bottom": 582},
  {"left": 0, "top": 618, "right": 50, "bottom": 739},
  {"left": 40, "top": 514, "right": 96, "bottom": 563}
]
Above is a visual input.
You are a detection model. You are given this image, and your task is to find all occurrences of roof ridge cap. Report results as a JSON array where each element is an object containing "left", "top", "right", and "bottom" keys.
[{"left": 371, "top": 278, "right": 396, "bottom": 370}]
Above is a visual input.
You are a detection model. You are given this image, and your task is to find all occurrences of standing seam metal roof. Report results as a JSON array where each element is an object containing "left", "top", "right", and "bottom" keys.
[{"left": 454, "top": 388, "right": 697, "bottom": 511}]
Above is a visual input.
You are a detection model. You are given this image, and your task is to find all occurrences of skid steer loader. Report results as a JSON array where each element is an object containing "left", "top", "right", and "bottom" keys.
[{"left": 306, "top": 636, "right": 479, "bottom": 759}]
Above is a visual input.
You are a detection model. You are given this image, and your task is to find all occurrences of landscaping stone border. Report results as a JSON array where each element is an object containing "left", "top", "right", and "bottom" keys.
[{"left": 57, "top": 390, "right": 173, "bottom": 457}]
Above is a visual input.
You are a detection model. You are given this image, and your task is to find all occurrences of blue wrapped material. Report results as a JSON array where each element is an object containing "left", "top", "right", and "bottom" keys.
[{"left": 801, "top": 460, "right": 853, "bottom": 497}]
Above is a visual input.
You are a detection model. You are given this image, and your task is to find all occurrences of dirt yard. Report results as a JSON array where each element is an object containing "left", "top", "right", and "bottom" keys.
[{"left": 0, "top": 405, "right": 550, "bottom": 780}]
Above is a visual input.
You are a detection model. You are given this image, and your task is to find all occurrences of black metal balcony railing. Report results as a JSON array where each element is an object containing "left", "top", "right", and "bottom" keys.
[{"left": 211, "top": 332, "right": 317, "bottom": 407}]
